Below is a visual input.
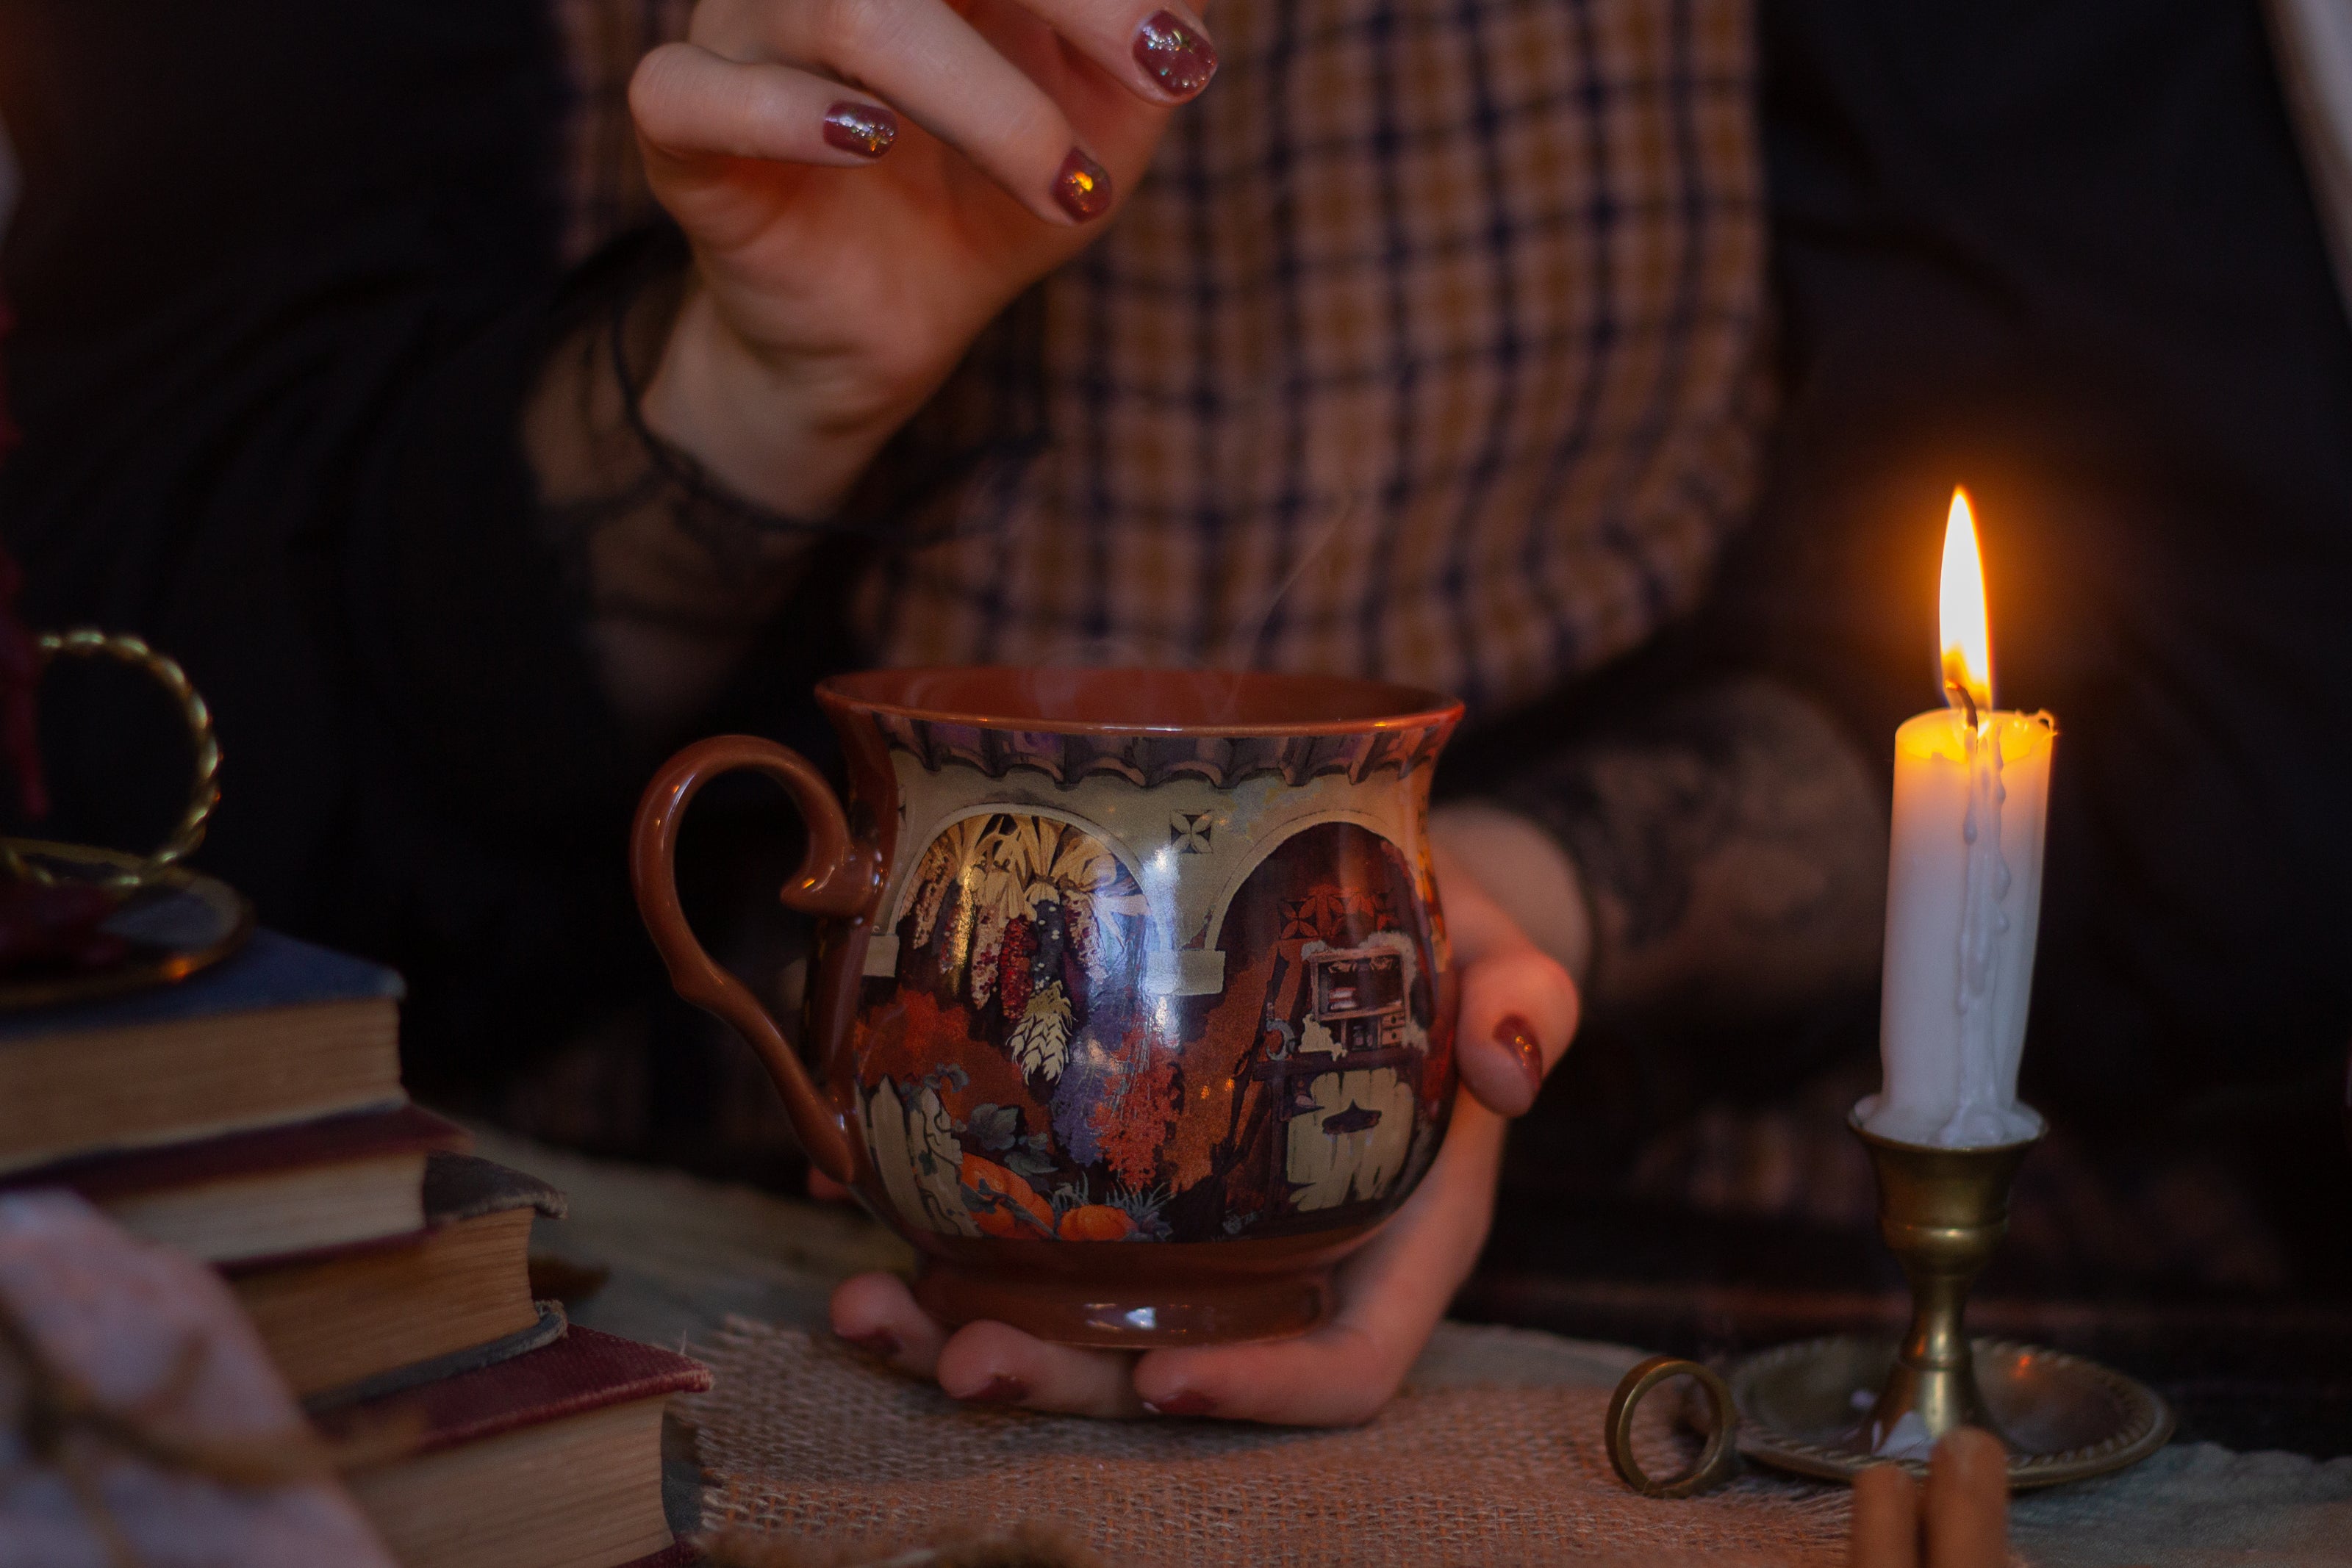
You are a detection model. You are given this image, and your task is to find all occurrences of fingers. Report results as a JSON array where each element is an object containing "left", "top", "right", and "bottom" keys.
[
  {"left": 1923, "top": 1428, "right": 2008, "bottom": 1568},
  {"left": 830, "top": 1271, "right": 951, "bottom": 1374},
  {"left": 1849, "top": 1463, "right": 1921, "bottom": 1568},
  {"left": 996, "top": 0, "right": 1217, "bottom": 105},
  {"left": 726, "top": 0, "right": 1134, "bottom": 225},
  {"left": 933, "top": 1320, "right": 1146, "bottom": 1417},
  {"left": 1432, "top": 842, "right": 1581, "bottom": 1118},
  {"left": 1455, "top": 946, "right": 1580, "bottom": 1116},
  {"left": 1130, "top": 1099, "right": 1510, "bottom": 1426},
  {"left": 807, "top": 1167, "right": 856, "bottom": 1203},
  {"left": 830, "top": 1273, "right": 1145, "bottom": 1416},
  {"left": 633, "top": 43, "right": 900, "bottom": 168},
  {"left": 648, "top": 0, "right": 1221, "bottom": 228},
  {"left": 833, "top": 1107, "right": 1510, "bottom": 1428}
]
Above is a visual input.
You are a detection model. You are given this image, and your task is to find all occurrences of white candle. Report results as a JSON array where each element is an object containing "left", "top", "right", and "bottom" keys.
[{"left": 1859, "top": 492, "right": 2055, "bottom": 1148}]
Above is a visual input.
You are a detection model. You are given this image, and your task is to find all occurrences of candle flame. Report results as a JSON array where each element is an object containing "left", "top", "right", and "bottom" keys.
[{"left": 1939, "top": 488, "right": 1993, "bottom": 718}]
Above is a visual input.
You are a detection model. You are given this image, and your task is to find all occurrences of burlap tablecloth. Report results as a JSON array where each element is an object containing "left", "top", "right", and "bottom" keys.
[
  {"left": 472, "top": 1126, "right": 2352, "bottom": 1568},
  {"left": 680, "top": 1320, "right": 1850, "bottom": 1568}
]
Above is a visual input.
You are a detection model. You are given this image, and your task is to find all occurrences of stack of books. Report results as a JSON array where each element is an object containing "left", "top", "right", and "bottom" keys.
[{"left": 0, "top": 929, "right": 707, "bottom": 1568}]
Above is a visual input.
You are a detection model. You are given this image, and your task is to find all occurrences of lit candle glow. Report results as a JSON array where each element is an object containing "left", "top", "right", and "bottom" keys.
[
  {"left": 1860, "top": 490, "right": 2055, "bottom": 1149},
  {"left": 1938, "top": 489, "right": 1993, "bottom": 716}
]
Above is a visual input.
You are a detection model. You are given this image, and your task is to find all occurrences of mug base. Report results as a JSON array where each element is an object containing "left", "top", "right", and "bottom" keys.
[{"left": 913, "top": 1259, "right": 1333, "bottom": 1348}]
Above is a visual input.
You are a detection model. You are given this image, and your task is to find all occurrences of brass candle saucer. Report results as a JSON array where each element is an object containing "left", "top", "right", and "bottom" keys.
[
  {"left": 1721, "top": 1333, "right": 2172, "bottom": 1489},
  {"left": 0, "top": 839, "right": 253, "bottom": 1009},
  {"left": 1605, "top": 1110, "right": 2173, "bottom": 1495}
]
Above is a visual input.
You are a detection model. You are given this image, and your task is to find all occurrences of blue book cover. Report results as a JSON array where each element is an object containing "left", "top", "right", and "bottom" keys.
[{"left": 0, "top": 930, "right": 406, "bottom": 1042}]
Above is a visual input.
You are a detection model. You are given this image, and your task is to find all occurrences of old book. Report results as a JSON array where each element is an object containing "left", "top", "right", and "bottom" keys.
[
  {"left": 229, "top": 1152, "right": 568, "bottom": 1401},
  {"left": 323, "top": 1327, "right": 712, "bottom": 1568},
  {"left": 0, "top": 929, "right": 406, "bottom": 1173},
  {"left": 0, "top": 1104, "right": 470, "bottom": 1264}
]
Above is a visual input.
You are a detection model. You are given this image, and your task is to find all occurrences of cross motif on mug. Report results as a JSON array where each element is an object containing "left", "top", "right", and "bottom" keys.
[{"left": 1169, "top": 811, "right": 1213, "bottom": 854}]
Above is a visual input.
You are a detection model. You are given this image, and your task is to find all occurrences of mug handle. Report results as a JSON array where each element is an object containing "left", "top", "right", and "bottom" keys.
[
  {"left": 630, "top": 735, "right": 880, "bottom": 1184},
  {"left": 1604, "top": 1355, "right": 1744, "bottom": 1497}
]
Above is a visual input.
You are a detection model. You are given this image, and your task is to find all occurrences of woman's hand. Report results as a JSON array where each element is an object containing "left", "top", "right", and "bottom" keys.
[
  {"left": 629, "top": 0, "right": 1217, "bottom": 513},
  {"left": 825, "top": 845, "right": 1582, "bottom": 1425}
]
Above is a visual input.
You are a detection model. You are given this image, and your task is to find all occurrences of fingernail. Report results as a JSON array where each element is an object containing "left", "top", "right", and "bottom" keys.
[
  {"left": 838, "top": 1328, "right": 901, "bottom": 1359},
  {"left": 1053, "top": 149, "right": 1114, "bottom": 223},
  {"left": 822, "top": 101, "right": 898, "bottom": 159},
  {"left": 1133, "top": 11, "right": 1218, "bottom": 100},
  {"left": 1494, "top": 1013, "right": 1544, "bottom": 1107},
  {"left": 963, "top": 1373, "right": 1030, "bottom": 1406},
  {"left": 1144, "top": 1390, "right": 1216, "bottom": 1417}
]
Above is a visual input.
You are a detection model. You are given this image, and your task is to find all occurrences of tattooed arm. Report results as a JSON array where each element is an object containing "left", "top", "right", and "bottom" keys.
[{"left": 1433, "top": 676, "right": 1888, "bottom": 1020}]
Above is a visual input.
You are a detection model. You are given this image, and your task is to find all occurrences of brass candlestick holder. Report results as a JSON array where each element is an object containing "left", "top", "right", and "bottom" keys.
[
  {"left": 1605, "top": 1107, "right": 2173, "bottom": 1496},
  {"left": 1851, "top": 1117, "right": 2040, "bottom": 1455}
]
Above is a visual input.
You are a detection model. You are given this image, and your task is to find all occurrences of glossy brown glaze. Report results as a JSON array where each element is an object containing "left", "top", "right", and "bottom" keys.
[
  {"left": 631, "top": 736, "right": 880, "bottom": 1182},
  {"left": 908, "top": 1222, "right": 1383, "bottom": 1347},
  {"left": 634, "top": 668, "right": 1465, "bottom": 1346},
  {"left": 818, "top": 665, "right": 1458, "bottom": 733}
]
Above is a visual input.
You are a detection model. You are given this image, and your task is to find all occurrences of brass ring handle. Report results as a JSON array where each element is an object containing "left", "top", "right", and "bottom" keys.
[
  {"left": 1604, "top": 1355, "right": 1744, "bottom": 1498},
  {"left": 0, "top": 631, "right": 220, "bottom": 891}
]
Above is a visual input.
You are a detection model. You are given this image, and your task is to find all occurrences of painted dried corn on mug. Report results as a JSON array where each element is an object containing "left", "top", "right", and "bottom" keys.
[{"left": 631, "top": 667, "right": 1463, "bottom": 1346}]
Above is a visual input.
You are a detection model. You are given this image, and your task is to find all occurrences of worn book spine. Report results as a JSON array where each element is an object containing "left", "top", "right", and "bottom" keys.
[
  {"left": 229, "top": 1154, "right": 574, "bottom": 1407},
  {"left": 212, "top": 1151, "right": 567, "bottom": 1277},
  {"left": 300, "top": 1301, "right": 571, "bottom": 1413},
  {"left": 0, "top": 1104, "right": 470, "bottom": 1201},
  {"left": 316, "top": 1326, "right": 714, "bottom": 1459}
]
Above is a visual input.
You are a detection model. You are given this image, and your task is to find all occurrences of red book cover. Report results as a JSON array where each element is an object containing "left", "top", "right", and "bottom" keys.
[
  {"left": 317, "top": 1326, "right": 713, "bottom": 1459},
  {"left": 0, "top": 1104, "right": 469, "bottom": 1201}
]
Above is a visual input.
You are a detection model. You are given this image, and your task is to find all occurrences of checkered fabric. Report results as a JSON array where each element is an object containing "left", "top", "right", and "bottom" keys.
[
  {"left": 553, "top": 0, "right": 1767, "bottom": 714},
  {"left": 550, "top": 0, "right": 695, "bottom": 266}
]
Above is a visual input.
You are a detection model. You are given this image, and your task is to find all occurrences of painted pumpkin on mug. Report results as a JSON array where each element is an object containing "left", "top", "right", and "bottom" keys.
[{"left": 634, "top": 668, "right": 1461, "bottom": 1348}]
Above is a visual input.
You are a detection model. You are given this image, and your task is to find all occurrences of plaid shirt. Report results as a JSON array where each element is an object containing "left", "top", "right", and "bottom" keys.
[{"left": 555, "top": 0, "right": 1765, "bottom": 714}]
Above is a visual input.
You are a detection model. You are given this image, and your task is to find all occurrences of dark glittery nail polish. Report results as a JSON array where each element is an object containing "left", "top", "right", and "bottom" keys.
[
  {"left": 822, "top": 101, "right": 898, "bottom": 159},
  {"left": 1147, "top": 1389, "right": 1217, "bottom": 1417},
  {"left": 964, "top": 1374, "right": 1030, "bottom": 1406},
  {"left": 839, "top": 1328, "right": 901, "bottom": 1359},
  {"left": 1494, "top": 1013, "right": 1543, "bottom": 1108},
  {"left": 1133, "top": 10, "right": 1218, "bottom": 100},
  {"left": 1053, "top": 148, "right": 1114, "bottom": 223}
]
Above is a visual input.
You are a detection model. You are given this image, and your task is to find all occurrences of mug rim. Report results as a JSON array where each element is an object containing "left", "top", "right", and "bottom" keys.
[{"left": 817, "top": 665, "right": 1463, "bottom": 736}]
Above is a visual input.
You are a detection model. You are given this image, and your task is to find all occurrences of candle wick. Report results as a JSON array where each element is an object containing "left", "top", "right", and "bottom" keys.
[{"left": 1946, "top": 681, "right": 1980, "bottom": 732}]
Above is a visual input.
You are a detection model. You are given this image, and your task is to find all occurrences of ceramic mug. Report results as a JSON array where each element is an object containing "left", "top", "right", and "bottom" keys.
[{"left": 631, "top": 667, "right": 1463, "bottom": 1346}]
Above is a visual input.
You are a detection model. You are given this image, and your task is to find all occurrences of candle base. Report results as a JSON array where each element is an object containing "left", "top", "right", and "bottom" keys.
[
  {"left": 1850, "top": 1114, "right": 2041, "bottom": 1457},
  {"left": 1602, "top": 1108, "right": 2174, "bottom": 1495}
]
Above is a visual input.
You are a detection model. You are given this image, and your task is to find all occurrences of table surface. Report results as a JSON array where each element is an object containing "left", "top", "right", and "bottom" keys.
[{"left": 472, "top": 1125, "right": 2352, "bottom": 1568}]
